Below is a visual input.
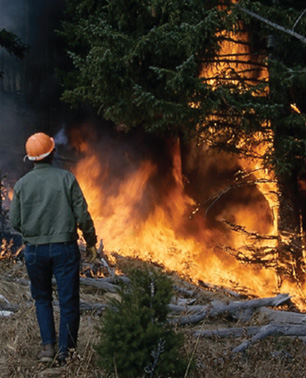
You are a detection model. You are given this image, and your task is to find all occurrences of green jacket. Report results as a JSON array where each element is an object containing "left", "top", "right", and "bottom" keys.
[{"left": 9, "top": 163, "right": 97, "bottom": 246}]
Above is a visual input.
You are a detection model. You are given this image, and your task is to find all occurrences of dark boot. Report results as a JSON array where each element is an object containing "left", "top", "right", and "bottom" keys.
[
  {"left": 57, "top": 353, "right": 67, "bottom": 366},
  {"left": 57, "top": 347, "right": 68, "bottom": 366}
]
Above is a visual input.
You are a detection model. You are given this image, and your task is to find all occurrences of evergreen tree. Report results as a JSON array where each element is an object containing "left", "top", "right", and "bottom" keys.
[
  {"left": 95, "top": 265, "right": 191, "bottom": 377},
  {"left": 59, "top": 0, "right": 238, "bottom": 137},
  {"left": 233, "top": 0, "right": 306, "bottom": 284},
  {"left": 58, "top": 0, "right": 306, "bottom": 284}
]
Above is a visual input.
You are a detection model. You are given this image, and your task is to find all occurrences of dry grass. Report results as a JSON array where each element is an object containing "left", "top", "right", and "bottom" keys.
[{"left": 1, "top": 260, "right": 306, "bottom": 377}]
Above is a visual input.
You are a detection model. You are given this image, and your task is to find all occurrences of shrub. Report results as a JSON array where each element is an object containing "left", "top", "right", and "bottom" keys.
[{"left": 95, "top": 265, "right": 191, "bottom": 377}]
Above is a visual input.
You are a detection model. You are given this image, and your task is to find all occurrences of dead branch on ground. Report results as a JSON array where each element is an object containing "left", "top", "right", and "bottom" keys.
[{"left": 169, "top": 293, "right": 291, "bottom": 325}]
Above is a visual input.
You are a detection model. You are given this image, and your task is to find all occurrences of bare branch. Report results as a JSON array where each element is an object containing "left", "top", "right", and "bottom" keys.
[
  {"left": 221, "top": 220, "right": 278, "bottom": 241},
  {"left": 292, "top": 9, "right": 306, "bottom": 31},
  {"left": 237, "top": 6, "right": 306, "bottom": 44},
  {"left": 190, "top": 175, "right": 277, "bottom": 219}
]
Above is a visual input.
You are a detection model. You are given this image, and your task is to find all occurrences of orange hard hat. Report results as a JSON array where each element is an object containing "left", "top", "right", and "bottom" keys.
[{"left": 25, "top": 132, "right": 55, "bottom": 161}]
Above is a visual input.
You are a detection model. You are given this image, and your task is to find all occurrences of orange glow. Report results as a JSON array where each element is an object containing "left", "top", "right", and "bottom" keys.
[
  {"left": 8, "top": 188, "right": 13, "bottom": 202},
  {"left": 290, "top": 103, "right": 301, "bottom": 114},
  {"left": 202, "top": 26, "right": 269, "bottom": 91}
]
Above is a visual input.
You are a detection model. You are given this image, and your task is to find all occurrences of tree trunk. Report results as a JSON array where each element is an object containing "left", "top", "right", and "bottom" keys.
[
  {"left": 269, "top": 0, "right": 305, "bottom": 286},
  {"left": 276, "top": 176, "right": 305, "bottom": 285}
]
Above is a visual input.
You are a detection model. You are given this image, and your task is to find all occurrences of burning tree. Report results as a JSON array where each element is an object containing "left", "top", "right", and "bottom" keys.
[
  {"left": 233, "top": 0, "right": 306, "bottom": 285},
  {"left": 58, "top": 1, "right": 306, "bottom": 288}
]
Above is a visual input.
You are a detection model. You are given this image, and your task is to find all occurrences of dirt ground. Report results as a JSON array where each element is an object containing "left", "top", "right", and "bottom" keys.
[{"left": 1, "top": 257, "right": 306, "bottom": 378}]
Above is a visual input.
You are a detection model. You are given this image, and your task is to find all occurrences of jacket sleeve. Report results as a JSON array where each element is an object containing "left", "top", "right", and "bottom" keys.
[
  {"left": 71, "top": 178, "right": 97, "bottom": 247},
  {"left": 9, "top": 189, "right": 22, "bottom": 233}
]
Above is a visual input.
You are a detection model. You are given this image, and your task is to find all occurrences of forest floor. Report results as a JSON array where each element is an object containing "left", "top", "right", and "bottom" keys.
[{"left": 1, "top": 254, "right": 306, "bottom": 378}]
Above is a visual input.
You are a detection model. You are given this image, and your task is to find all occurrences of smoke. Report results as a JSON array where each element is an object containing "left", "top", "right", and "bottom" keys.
[
  {"left": 0, "top": 0, "right": 67, "bottom": 181},
  {"left": 66, "top": 122, "right": 179, "bottom": 198},
  {"left": 0, "top": 0, "right": 24, "bottom": 32},
  {"left": 54, "top": 126, "right": 68, "bottom": 146}
]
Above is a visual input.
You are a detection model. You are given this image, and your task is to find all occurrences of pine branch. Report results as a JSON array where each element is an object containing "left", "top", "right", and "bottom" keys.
[
  {"left": 216, "top": 52, "right": 265, "bottom": 58},
  {"left": 202, "top": 58, "right": 267, "bottom": 68},
  {"left": 201, "top": 76, "right": 268, "bottom": 84},
  {"left": 219, "top": 36, "right": 252, "bottom": 46}
]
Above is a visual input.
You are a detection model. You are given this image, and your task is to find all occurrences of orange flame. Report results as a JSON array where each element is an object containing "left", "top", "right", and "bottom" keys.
[{"left": 72, "top": 134, "right": 281, "bottom": 300}]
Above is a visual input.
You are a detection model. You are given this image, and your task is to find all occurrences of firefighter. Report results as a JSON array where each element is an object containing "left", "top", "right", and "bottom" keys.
[{"left": 9, "top": 132, "right": 98, "bottom": 364}]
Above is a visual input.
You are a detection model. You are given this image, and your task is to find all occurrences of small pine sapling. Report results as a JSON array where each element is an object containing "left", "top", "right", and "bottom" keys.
[{"left": 95, "top": 264, "right": 192, "bottom": 377}]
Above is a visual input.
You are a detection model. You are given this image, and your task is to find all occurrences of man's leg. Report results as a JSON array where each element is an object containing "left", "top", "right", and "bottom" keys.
[
  {"left": 24, "top": 244, "right": 56, "bottom": 359},
  {"left": 52, "top": 242, "right": 80, "bottom": 360}
]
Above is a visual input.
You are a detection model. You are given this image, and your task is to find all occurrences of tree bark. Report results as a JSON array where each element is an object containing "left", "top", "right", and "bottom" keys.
[{"left": 276, "top": 177, "right": 305, "bottom": 285}]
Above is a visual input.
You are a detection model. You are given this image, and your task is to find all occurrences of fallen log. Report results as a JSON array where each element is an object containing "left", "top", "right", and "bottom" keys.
[
  {"left": 0, "top": 294, "right": 19, "bottom": 313},
  {"left": 194, "top": 326, "right": 261, "bottom": 338},
  {"left": 168, "top": 303, "right": 209, "bottom": 314},
  {"left": 198, "top": 280, "right": 247, "bottom": 299},
  {"left": 257, "top": 307, "right": 306, "bottom": 324},
  {"left": 0, "top": 302, "right": 19, "bottom": 313},
  {"left": 170, "top": 293, "right": 291, "bottom": 325},
  {"left": 7, "top": 276, "right": 121, "bottom": 293},
  {"left": 79, "top": 277, "right": 119, "bottom": 293},
  {"left": 194, "top": 323, "right": 306, "bottom": 354},
  {"left": 232, "top": 324, "right": 306, "bottom": 353},
  {"left": 0, "top": 310, "right": 15, "bottom": 317},
  {"left": 173, "top": 285, "right": 196, "bottom": 297},
  {"left": 53, "top": 300, "right": 108, "bottom": 315}
]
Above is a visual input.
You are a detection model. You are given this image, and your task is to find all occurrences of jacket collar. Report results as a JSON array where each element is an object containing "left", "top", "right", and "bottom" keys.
[{"left": 33, "top": 163, "right": 54, "bottom": 170}]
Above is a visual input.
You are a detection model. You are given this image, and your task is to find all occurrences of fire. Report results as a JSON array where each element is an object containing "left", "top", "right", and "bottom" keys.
[
  {"left": 72, "top": 132, "right": 280, "bottom": 301},
  {"left": 69, "top": 122, "right": 306, "bottom": 310},
  {"left": 202, "top": 27, "right": 268, "bottom": 91}
]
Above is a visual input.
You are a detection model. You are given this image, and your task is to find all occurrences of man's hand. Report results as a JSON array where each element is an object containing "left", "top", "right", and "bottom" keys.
[{"left": 86, "top": 245, "right": 99, "bottom": 263}]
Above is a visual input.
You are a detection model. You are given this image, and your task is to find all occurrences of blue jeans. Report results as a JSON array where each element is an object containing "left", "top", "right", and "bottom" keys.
[{"left": 24, "top": 242, "right": 80, "bottom": 356}]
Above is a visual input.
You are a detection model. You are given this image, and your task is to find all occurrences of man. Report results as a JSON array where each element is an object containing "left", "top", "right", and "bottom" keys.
[{"left": 9, "top": 132, "right": 98, "bottom": 364}]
